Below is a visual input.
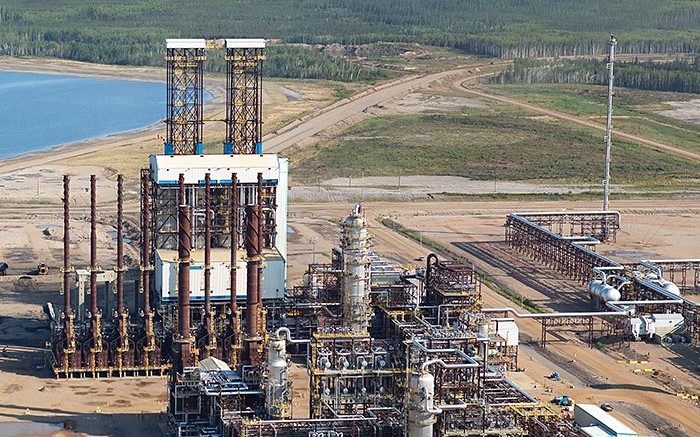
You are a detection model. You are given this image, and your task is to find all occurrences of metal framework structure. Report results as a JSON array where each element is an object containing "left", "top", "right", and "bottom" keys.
[
  {"left": 225, "top": 39, "right": 265, "bottom": 155},
  {"left": 165, "top": 39, "right": 205, "bottom": 155},
  {"left": 505, "top": 212, "right": 620, "bottom": 283},
  {"left": 150, "top": 177, "right": 277, "bottom": 252},
  {"left": 48, "top": 175, "right": 170, "bottom": 378}
]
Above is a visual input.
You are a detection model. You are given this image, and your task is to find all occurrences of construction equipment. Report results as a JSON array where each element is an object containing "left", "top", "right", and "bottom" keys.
[{"left": 37, "top": 263, "right": 49, "bottom": 275}]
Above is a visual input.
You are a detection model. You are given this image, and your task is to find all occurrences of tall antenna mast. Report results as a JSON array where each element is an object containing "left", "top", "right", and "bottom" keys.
[{"left": 603, "top": 34, "right": 617, "bottom": 211}]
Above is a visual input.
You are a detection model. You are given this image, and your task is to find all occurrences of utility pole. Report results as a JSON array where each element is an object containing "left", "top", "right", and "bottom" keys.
[{"left": 603, "top": 34, "right": 617, "bottom": 212}]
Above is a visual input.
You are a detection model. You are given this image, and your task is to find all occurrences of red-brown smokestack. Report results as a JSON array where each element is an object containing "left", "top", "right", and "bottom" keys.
[
  {"left": 141, "top": 170, "right": 151, "bottom": 317},
  {"left": 244, "top": 173, "right": 264, "bottom": 365},
  {"left": 178, "top": 174, "right": 191, "bottom": 341},
  {"left": 117, "top": 175, "right": 125, "bottom": 316},
  {"left": 256, "top": 173, "right": 263, "bottom": 308},
  {"left": 230, "top": 173, "right": 238, "bottom": 315},
  {"left": 90, "top": 175, "right": 98, "bottom": 319},
  {"left": 62, "top": 175, "right": 72, "bottom": 345},
  {"left": 204, "top": 173, "right": 212, "bottom": 355},
  {"left": 245, "top": 205, "right": 261, "bottom": 365}
]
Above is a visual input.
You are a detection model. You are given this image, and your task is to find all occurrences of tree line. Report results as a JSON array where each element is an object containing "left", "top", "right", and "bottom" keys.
[
  {"left": 490, "top": 57, "right": 700, "bottom": 94},
  {"left": 3, "top": 0, "right": 700, "bottom": 81}
]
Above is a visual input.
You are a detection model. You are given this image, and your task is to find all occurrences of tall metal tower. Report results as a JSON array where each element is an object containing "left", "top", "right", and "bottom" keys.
[
  {"left": 603, "top": 35, "right": 617, "bottom": 211},
  {"left": 165, "top": 39, "right": 206, "bottom": 155},
  {"left": 224, "top": 39, "right": 265, "bottom": 155}
]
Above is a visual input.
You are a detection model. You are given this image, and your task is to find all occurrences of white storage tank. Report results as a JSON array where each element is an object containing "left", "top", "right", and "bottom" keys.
[{"left": 588, "top": 279, "right": 621, "bottom": 303}]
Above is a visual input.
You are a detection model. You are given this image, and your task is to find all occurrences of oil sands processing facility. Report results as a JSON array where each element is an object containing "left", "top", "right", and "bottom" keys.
[{"left": 44, "top": 39, "right": 700, "bottom": 437}]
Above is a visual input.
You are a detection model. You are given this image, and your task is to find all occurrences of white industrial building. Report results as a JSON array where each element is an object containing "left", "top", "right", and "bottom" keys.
[{"left": 151, "top": 153, "right": 288, "bottom": 302}]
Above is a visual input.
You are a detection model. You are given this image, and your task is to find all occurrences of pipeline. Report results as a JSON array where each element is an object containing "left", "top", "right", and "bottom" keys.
[{"left": 274, "top": 327, "right": 311, "bottom": 344}]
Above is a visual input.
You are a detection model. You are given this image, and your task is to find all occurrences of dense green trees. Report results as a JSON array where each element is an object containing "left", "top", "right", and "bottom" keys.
[
  {"left": 3, "top": 0, "right": 700, "bottom": 81},
  {"left": 492, "top": 58, "right": 700, "bottom": 94}
]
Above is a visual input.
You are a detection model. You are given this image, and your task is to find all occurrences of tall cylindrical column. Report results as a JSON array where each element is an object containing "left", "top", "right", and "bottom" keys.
[
  {"left": 90, "top": 175, "right": 98, "bottom": 318},
  {"left": 230, "top": 173, "right": 238, "bottom": 315},
  {"left": 178, "top": 174, "right": 191, "bottom": 340},
  {"left": 141, "top": 171, "right": 152, "bottom": 318},
  {"left": 245, "top": 201, "right": 261, "bottom": 365},
  {"left": 116, "top": 175, "right": 125, "bottom": 316},
  {"left": 62, "top": 175, "right": 73, "bottom": 362},
  {"left": 204, "top": 173, "right": 213, "bottom": 356},
  {"left": 341, "top": 204, "right": 371, "bottom": 334}
]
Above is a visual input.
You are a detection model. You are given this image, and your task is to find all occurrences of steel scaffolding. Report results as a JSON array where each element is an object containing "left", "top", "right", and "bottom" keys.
[
  {"left": 225, "top": 39, "right": 265, "bottom": 155},
  {"left": 165, "top": 40, "right": 205, "bottom": 155}
]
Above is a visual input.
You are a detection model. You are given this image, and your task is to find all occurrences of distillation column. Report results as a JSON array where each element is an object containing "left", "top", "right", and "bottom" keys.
[{"left": 340, "top": 204, "right": 372, "bottom": 334}]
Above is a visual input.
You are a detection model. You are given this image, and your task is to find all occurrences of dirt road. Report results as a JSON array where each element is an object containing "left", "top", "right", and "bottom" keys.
[
  {"left": 264, "top": 62, "right": 511, "bottom": 154},
  {"left": 458, "top": 84, "right": 700, "bottom": 162}
]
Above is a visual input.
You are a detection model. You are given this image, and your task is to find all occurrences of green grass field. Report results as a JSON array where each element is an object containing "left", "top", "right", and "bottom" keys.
[
  {"left": 287, "top": 90, "right": 700, "bottom": 191},
  {"left": 484, "top": 84, "right": 700, "bottom": 154}
]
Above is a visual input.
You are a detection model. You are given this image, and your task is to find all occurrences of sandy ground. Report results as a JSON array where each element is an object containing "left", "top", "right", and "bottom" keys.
[{"left": 1, "top": 57, "right": 700, "bottom": 436}]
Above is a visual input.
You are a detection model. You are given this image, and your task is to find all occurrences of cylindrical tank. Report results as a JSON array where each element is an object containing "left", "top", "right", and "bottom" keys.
[
  {"left": 645, "top": 274, "right": 681, "bottom": 296},
  {"left": 657, "top": 279, "right": 681, "bottom": 296},
  {"left": 265, "top": 339, "right": 290, "bottom": 419},
  {"left": 588, "top": 279, "right": 621, "bottom": 303},
  {"left": 408, "top": 371, "right": 439, "bottom": 437},
  {"left": 477, "top": 323, "right": 489, "bottom": 338}
]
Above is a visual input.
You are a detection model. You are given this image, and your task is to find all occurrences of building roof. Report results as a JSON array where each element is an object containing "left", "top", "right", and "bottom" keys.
[
  {"left": 580, "top": 426, "right": 615, "bottom": 437},
  {"left": 166, "top": 39, "right": 206, "bottom": 49},
  {"left": 576, "top": 404, "right": 638, "bottom": 436},
  {"left": 149, "top": 153, "right": 287, "bottom": 185},
  {"left": 225, "top": 38, "right": 266, "bottom": 49},
  {"left": 199, "top": 356, "right": 231, "bottom": 372}
]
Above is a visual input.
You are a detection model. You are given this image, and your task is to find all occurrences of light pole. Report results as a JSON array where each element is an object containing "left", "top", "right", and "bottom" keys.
[{"left": 603, "top": 34, "right": 617, "bottom": 212}]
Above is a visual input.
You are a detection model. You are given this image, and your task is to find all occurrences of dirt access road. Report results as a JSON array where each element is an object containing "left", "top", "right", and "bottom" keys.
[{"left": 264, "top": 61, "right": 511, "bottom": 154}]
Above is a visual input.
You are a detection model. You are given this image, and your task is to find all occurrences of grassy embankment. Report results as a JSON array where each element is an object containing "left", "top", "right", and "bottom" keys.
[{"left": 286, "top": 85, "right": 700, "bottom": 199}]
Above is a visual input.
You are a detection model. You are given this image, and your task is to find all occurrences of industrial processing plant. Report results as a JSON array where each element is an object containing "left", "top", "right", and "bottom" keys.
[{"left": 34, "top": 39, "right": 700, "bottom": 437}]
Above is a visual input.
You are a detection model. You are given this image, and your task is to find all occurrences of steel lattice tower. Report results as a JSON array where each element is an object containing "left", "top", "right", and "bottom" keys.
[
  {"left": 165, "top": 39, "right": 206, "bottom": 155},
  {"left": 224, "top": 39, "right": 265, "bottom": 155}
]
